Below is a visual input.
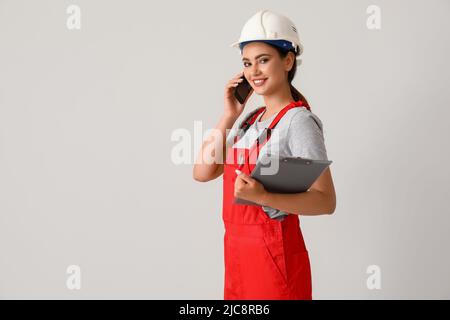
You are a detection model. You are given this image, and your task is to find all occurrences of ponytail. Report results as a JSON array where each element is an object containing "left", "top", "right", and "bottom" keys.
[
  {"left": 289, "top": 83, "right": 309, "bottom": 108},
  {"left": 270, "top": 45, "right": 311, "bottom": 109}
]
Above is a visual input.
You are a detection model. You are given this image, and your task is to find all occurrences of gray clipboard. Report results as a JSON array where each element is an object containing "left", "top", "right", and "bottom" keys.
[{"left": 234, "top": 155, "right": 332, "bottom": 206}]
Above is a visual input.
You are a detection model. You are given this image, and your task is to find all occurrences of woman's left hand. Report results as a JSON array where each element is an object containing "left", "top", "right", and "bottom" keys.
[{"left": 234, "top": 170, "right": 268, "bottom": 205}]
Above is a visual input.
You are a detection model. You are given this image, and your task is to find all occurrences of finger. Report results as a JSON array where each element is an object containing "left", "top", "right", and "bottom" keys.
[
  {"left": 234, "top": 178, "right": 244, "bottom": 189},
  {"left": 229, "top": 78, "right": 244, "bottom": 86},
  {"left": 235, "top": 170, "right": 247, "bottom": 181},
  {"left": 227, "top": 83, "right": 239, "bottom": 89},
  {"left": 236, "top": 171, "right": 254, "bottom": 184},
  {"left": 235, "top": 175, "right": 244, "bottom": 184},
  {"left": 234, "top": 70, "right": 244, "bottom": 78},
  {"left": 227, "top": 80, "right": 241, "bottom": 88},
  {"left": 239, "top": 174, "right": 253, "bottom": 184},
  {"left": 234, "top": 176, "right": 247, "bottom": 187},
  {"left": 232, "top": 73, "right": 245, "bottom": 82}
]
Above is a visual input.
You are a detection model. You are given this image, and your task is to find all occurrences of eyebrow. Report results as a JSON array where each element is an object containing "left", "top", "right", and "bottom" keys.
[{"left": 242, "top": 53, "right": 272, "bottom": 62}]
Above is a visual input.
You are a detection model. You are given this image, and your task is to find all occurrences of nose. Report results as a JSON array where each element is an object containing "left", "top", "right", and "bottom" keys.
[{"left": 249, "top": 66, "right": 262, "bottom": 79}]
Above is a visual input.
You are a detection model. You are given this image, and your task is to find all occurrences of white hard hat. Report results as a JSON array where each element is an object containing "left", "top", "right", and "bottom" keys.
[{"left": 230, "top": 9, "right": 304, "bottom": 56}]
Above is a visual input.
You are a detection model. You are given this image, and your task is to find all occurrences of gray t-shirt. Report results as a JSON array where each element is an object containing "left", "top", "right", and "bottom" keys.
[{"left": 226, "top": 106, "right": 328, "bottom": 219}]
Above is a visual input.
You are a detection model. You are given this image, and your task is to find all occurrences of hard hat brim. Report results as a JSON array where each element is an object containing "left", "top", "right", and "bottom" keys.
[{"left": 230, "top": 39, "right": 303, "bottom": 55}]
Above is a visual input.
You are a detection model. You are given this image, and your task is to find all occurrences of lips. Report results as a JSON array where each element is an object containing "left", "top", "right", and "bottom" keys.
[{"left": 253, "top": 78, "right": 267, "bottom": 87}]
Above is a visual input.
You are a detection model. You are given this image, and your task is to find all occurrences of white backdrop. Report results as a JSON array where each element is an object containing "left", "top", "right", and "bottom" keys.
[{"left": 0, "top": 0, "right": 449, "bottom": 299}]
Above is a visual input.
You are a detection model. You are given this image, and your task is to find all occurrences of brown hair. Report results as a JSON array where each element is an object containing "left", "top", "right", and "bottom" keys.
[{"left": 270, "top": 45, "right": 310, "bottom": 107}]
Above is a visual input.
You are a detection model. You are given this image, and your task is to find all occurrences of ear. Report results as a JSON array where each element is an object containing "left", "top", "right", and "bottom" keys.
[{"left": 285, "top": 52, "right": 295, "bottom": 72}]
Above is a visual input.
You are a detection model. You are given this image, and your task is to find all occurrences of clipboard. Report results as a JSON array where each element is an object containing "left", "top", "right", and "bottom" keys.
[{"left": 234, "top": 155, "right": 332, "bottom": 206}]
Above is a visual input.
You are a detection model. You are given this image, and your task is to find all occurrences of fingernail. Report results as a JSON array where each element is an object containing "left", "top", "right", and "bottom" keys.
[{"left": 235, "top": 169, "right": 242, "bottom": 175}]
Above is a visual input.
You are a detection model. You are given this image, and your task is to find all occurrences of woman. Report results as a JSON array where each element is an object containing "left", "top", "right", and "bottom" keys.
[{"left": 193, "top": 10, "right": 336, "bottom": 300}]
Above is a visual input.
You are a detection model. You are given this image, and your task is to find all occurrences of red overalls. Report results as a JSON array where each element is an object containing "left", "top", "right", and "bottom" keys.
[{"left": 222, "top": 100, "right": 312, "bottom": 300}]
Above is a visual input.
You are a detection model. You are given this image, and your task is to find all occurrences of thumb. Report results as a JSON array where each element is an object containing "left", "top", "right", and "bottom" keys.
[{"left": 235, "top": 169, "right": 254, "bottom": 183}]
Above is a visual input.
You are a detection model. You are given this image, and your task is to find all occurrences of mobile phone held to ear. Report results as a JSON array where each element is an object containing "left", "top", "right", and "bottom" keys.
[{"left": 233, "top": 76, "right": 252, "bottom": 104}]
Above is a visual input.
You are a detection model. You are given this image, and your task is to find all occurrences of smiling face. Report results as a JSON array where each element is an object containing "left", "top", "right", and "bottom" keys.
[{"left": 241, "top": 41, "right": 295, "bottom": 96}]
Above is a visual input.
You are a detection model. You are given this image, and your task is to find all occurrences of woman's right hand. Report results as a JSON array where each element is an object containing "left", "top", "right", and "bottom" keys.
[{"left": 223, "top": 70, "right": 253, "bottom": 120}]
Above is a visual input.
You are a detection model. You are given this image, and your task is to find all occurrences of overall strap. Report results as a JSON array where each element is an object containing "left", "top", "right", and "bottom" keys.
[
  {"left": 233, "top": 107, "right": 266, "bottom": 144},
  {"left": 267, "top": 100, "right": 310, "bottom": 131},
  {"left": 244, "top": 100, "right": 309, "bottom": 169}
]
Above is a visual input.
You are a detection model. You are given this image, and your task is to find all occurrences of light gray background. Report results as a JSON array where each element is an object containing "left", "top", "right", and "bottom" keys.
[{"left": 1, "top": 0, "right": 449, "bottom": 299}]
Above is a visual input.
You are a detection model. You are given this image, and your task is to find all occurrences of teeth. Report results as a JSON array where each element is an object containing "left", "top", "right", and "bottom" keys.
[{"left": 254, "top": 79, "right": 266, "bottom": 84}]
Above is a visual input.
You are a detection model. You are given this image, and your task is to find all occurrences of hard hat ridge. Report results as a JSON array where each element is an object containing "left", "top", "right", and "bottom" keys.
[{"left": 230, "top": 9, "right": 304, "bottom": 56}]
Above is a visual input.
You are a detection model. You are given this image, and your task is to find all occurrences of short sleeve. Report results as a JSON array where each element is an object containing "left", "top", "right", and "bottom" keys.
[
  {"left": 287, "top": 111, "right": 328, "bottom": 160},
  {"left": 226, "top": 118, "right": 244, "bottom": 147},
  {"left": 226, "top": 127, "right": 238, "bottom": 147},
  {"left": 225, "top": 108, "right": 263, "bottom": 148}
]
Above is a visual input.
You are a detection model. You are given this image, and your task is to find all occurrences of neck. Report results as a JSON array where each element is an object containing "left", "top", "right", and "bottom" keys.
[{"left": 262, "top": 83, "right": 296, "bottom": 115}]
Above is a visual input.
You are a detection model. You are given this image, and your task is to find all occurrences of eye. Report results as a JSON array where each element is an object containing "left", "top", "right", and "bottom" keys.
[{"left": 243, "top": 58, "right": 268, "bottom": 67}]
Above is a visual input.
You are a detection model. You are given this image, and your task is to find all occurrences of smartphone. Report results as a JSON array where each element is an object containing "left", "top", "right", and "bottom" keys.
[{"left": 233, "top": 76, "right": 253, "bottom": 104}]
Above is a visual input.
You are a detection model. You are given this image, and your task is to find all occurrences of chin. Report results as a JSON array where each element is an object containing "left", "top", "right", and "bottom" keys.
[
  {"left": 255, "top": 87, "right": 271, "bottom": 96},
  {"left": 254, "top": 84, "right": 269, "bottom": 93}
]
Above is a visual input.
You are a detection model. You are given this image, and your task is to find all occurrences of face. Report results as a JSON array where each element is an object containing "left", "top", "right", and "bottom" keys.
[{"left": 241, "top": 42, "right": 294, "bottom": 96}]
